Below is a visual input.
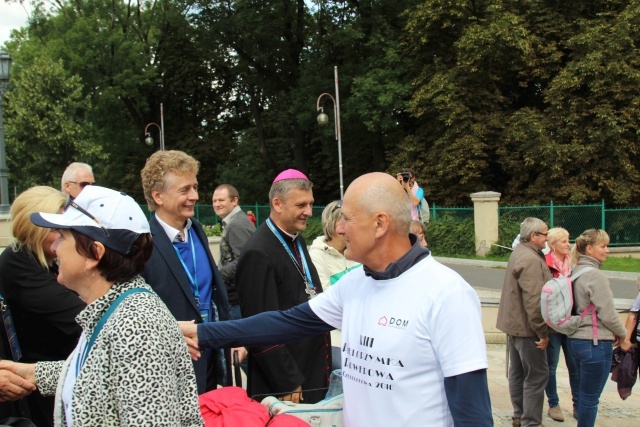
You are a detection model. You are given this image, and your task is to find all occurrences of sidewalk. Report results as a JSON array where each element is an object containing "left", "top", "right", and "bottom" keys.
[{"left": 487, "top": 343, "right": 640, "bottom": 426}]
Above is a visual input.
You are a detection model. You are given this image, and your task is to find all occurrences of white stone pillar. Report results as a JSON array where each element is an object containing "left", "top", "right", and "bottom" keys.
[
  {"left": 0, "top": 213, "right": 11, "bottom": 249},
  {"left": 470, "top": 191, "right": 501, "bottom": 257}
]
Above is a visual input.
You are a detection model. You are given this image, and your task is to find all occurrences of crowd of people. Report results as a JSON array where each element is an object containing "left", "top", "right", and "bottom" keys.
[
  {"left": 0, "top": 154, "right": 634, "bottom": 427},
  {"left": 499, "top": 218, "right": 631, "bottom": 427}
]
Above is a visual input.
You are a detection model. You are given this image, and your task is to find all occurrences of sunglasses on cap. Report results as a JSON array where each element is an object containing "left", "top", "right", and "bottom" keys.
[
  {"left": 64, "top": 195, "right": 110, "bottom": 237},
  {"left": 68, "top": 181, "right": 95, "bottom": 188}
]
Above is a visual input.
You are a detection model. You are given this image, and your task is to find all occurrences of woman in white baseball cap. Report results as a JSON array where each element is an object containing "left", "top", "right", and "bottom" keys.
[{"left": 0, "top": 186, "right": 203, "bottom": 426}]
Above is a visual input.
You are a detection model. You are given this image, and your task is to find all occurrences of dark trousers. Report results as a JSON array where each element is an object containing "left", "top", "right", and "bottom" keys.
[{"left": 508, "top": 335, "right": 548, "bottom": 427}]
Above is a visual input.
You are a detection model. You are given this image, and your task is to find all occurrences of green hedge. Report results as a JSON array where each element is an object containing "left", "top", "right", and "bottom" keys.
[
  {"left": 301, "top": 218, "right": 324, "bottom": 243},
  {"left": 426, "top": 216, "right": 521, "bottom": 258},
  {"left": 487, "top": 219, "right": 521, "bottom": 257},
  {"left": 426, "top": 215, "right": 476, "bottom": 257}
]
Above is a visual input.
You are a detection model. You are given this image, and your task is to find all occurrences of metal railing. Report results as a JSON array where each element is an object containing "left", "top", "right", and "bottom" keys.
[
  {"left": 140, "top": 204, "right": 327, "bottom": 227},
  {"left": 498, "top": 200, "right": 640, "bottom": 246},
  {"left": 139, "top": 200, "right": 640, "bottom": 246}
]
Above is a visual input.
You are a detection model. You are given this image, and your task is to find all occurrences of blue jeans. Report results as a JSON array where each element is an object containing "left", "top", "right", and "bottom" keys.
[
  {"left": 567, "top": 338, "right": 613, "bottom": 427},
  {"left": 545, "top": 333, "right": 579, "bottom": 409}
]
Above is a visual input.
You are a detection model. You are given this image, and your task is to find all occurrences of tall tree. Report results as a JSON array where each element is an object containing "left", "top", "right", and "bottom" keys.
[{"left": 4, "top": 54, "right": 103, "bottom": 192}]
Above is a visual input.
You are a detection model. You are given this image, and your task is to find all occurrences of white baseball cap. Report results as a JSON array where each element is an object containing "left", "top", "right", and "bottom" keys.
[{"left": 31, "top": 186, "right": 150, "bottom": 256}]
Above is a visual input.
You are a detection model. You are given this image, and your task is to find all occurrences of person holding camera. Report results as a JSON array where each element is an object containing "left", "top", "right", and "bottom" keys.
[{"left": 396, "top": 168, "right": 423, "bottom": 221}]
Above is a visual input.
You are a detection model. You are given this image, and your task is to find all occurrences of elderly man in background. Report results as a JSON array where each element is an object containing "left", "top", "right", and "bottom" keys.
[
  {"left": 212, "top": 184, "right": 255, "bottom": 321},
  {"left": 497, "top": 217, "right": 551, "bottom": 427},
  {"left": 60, "top": 162, "right": 95, "bottom": 199}
]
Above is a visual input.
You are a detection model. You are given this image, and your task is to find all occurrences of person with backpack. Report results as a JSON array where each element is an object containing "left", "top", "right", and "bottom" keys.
[
  {"left": 567, "top": 229, "right": 626, "bottom": 427},
  {"left": 543, "top": 227, "right": 578, "bottom": 422}
]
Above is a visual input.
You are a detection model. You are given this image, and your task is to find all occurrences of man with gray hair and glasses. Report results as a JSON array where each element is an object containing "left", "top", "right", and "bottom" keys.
[
  {"left": 60, "top": 162, "right": 95, "bottom": 199},
  {"left": 497, "top": 217, "right": 551, "bottom": 427}
]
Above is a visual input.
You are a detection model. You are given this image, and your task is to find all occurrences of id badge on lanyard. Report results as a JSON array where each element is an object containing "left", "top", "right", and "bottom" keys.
[{"left": 0, "top": 296, "right": 22, "bottom": 361}]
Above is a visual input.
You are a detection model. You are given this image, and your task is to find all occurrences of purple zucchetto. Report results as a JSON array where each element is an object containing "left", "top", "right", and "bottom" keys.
[{"left": 272, "top": 169, "right": 309, "bottom": 184}]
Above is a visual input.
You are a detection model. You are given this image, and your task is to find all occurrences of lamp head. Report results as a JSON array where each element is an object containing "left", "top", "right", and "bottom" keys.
[
  {"left": 144, "top": 133, "right": 154, "bottom": 146},
  {"left": 317, "top": 111, "right": 329, "bottom": 126}
]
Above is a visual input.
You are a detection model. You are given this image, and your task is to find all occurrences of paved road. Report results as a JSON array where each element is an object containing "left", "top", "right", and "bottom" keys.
[{"left": 442, "top": 262, "right": 640, "bottom": 300}]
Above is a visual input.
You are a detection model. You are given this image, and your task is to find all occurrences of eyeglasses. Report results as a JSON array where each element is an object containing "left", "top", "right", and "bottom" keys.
[
  {"left": 68, "top": 181, "right": 95, "bottom": 188},
  {"left": 64, "top": 196, "right": 110, "bottom": 237},
  {"left": 331, "top": 200, "right": 343, "bottom": 213},
  {"left": 535, "top": 231, "right": 548, "bottom": 236}
]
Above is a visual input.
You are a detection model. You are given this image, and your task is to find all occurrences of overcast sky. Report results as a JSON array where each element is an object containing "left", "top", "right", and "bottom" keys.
[{"left": 0, "top": 2, "right": 31, "bottom": 48}]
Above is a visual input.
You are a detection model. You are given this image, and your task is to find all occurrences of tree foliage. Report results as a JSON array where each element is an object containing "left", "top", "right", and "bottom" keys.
[
  {"left": 4, "top": 54, "right": 103, "bottom": 191},
  {"left": 398, "top": 0, "right": 640, "bottom": 205},
  {"left": 2, "top": 0, "right": 640, "bottom": 207}
]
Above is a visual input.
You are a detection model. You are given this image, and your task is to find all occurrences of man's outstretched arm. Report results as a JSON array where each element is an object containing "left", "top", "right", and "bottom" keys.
[{"left": 180, "top": 302, "right": 333, "bottom": 352}]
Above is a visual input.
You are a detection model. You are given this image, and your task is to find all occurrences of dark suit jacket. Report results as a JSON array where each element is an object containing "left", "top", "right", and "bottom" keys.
[{"left": 142, "top": 215, "right": 231, "bottom": 393}]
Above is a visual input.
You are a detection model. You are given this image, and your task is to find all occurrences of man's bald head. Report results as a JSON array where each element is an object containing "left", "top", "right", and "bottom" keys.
[
  {"left": 337, "top": 173, "right": 413, "bottom": 270},
  {"left": 345, "top": 172, "right": 411, "bottom": 234}
]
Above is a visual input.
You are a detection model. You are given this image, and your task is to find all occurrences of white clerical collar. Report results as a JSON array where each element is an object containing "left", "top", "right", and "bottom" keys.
[
  {"left": 155, "top": 214, "right": 193, "bottom": 242},
  {"left": 269, "top": 217, "right": 298, "bottom": 240}
]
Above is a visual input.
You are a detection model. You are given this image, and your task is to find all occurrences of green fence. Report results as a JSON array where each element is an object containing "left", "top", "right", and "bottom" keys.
[
  {"left": 141, "top": 203, "right": 474, "bottom": 226},
  {"left": 140, "top": 204, "right": 328, "bottom": 227},
  {"left": 430, "top": 203, "right": 474, "bottom": 221},
  {"left": 499, "top": 201, "right": 640, "bottom": 246},
  {"left": 139, "top": 200, "right": 640, "bottom": 246}
]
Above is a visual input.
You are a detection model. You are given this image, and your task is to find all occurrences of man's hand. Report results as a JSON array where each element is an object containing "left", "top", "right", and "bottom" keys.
[
  {"left": 232, "top": 347, "right": 248, "bottom": 364},
  {"left": 178, "top": 321, "right": 201, "bottom": 361},
  {"left": 0, "top": 361, "right": 37, "bottom": 402},
  {"left": 536, "top": 337, "right": 549, "bottom": 350},
  {"left": 279, "top": 385, "right": 303, "bottom": 404}
]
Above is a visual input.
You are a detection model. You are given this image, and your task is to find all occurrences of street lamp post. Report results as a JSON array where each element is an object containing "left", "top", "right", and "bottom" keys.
[
  {"left": 144, "top": 103, "right": 165, "bottom": 151},
  {"left": 316, "top": 66, "right": 344, "bottom": 199},
  {"left": 0, "top": 51, "right": 12, "bottom": 214}
]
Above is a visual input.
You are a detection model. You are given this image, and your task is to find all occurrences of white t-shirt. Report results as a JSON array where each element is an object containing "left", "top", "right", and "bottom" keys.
[{"left": 309, "top": 255, "right": 487, "bottom": 427}]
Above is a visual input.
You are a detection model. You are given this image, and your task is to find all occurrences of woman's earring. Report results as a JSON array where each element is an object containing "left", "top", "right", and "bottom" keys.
[{"left": 83, "top": 267, "right": 95, "bottom": 278}]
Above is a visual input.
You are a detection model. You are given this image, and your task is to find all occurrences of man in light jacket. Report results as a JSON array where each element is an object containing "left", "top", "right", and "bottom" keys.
[{"left": 497, "top": 217, "right": 551, "bottom": 427}]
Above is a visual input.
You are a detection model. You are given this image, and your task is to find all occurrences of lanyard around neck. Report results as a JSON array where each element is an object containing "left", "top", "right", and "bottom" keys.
[
  {"left": 266, "top": 218, "right": 316, "bottom": 296},
  {"left": 76, "top": 288, "right": 150, "bottom": 377},
  {"left": 173, "top": 228, "right": 199, "bottom": 302}
]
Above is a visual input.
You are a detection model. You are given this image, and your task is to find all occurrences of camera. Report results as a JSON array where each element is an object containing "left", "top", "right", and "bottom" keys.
[{"left": 399, "top": 171, "right": 411, "bottom": 182}]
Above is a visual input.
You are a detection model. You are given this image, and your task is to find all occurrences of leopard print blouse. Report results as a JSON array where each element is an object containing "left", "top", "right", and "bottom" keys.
[{"left": 35, "top": 276, "right": 204, "bottom": 426}]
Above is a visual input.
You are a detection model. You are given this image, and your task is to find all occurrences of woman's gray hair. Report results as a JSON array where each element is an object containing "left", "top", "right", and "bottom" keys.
[
  {"left": 321, "top": 201, "right": 342, "bottom": 242},
  {"left": 269, "top": 178, "right": 313, "bottom": 208},
  {"left": 519, "top": 217, "right": 547, "bottom": 243}
]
